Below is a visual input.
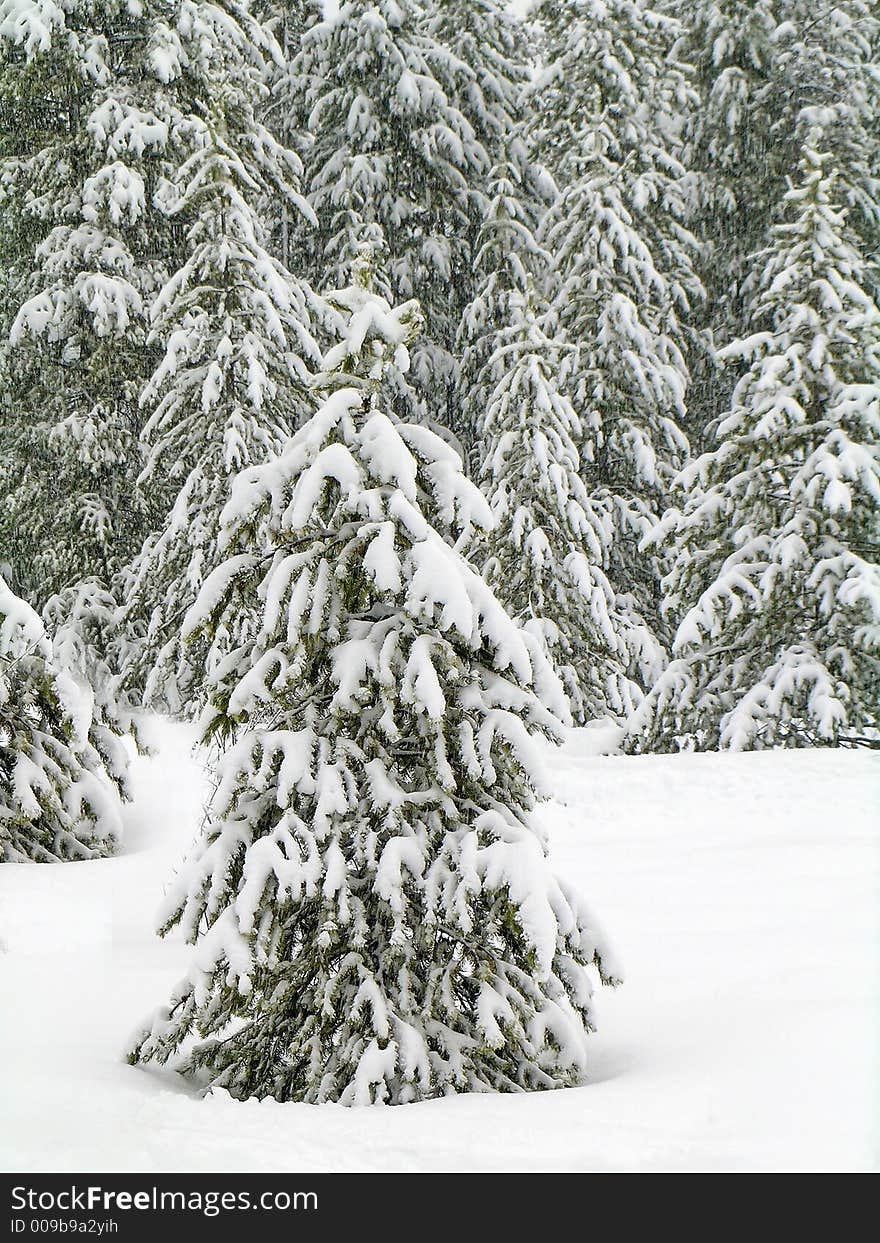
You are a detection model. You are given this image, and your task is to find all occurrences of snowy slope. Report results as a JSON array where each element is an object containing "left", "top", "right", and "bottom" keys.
[{"left": 1, "top": 719, "right": 877, "bottom": 1172}]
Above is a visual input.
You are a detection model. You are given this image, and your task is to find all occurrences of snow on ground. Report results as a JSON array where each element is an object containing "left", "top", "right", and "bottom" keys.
[{"left": 1, "top": 718, "right": 877, "bottom": 1172}]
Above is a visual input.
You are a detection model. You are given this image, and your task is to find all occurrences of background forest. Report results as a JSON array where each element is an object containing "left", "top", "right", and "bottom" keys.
[{"left": 0, "top": 0, "right": 877, "bottom": 1132}]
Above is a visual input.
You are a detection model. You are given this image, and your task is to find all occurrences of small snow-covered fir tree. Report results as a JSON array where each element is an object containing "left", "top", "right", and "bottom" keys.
[
  {"left": 129, "top": 258, "right": 619, "bottom": 1103},
  {"left": 122, "top": 5, "right": 320, "bottom": 711},
  {"left": 530, "top": 0, "right": 701, "bottom": 650},
  {"left": 0, "top": 573, "right": 122, "bottom": 862},
  {"left": 630, "top": 140, "right": 880, "bottom": 751}
]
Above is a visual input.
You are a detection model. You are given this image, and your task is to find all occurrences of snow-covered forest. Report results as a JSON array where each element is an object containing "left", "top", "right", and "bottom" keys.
[{"left": 0, "top": 0, "right": 878, "bottom": 1170}]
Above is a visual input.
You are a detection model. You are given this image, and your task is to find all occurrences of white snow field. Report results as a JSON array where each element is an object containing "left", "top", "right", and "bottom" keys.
[{"left": 1, "top": 717, "right": 877, "bottom": 1173}]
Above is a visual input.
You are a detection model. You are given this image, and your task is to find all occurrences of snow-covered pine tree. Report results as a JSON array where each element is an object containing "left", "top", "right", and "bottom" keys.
[
  {"left": 629, "top": 139, "right": 880, "bottom": 752},
  {"left": 122, "top": 2, "right": 320, "bottom": 712},
  {"left": 744, "top": 1, "right": 880, "bottom": 301},
  {"left": 44, "top": 577, "right": 144, "bottom": 799},
  {"left": 257, "top": 0, "right": 310, "bottom": 69},
  {"left": 128, "top": 260, "right": 619, "bottom": 1103},
  {"left": 255, "top": 0, "right": 316, "bottom": 270},
  {"left": 667, "top": 0, "right": 880, "bottom": 446},
  {"left": 0, "top": 0, "right": 179, "bottom": 603},
  {"left": 424, "top": 0, "right": 534, "bottom": 182},
  {"left": 426, "top": 0, "right": 554, "bottom": 437},
  {"left": 461, "top": 162, "right": 658, "bottom": 723},
  {"left": 529, "top": 0, "right": 702, "bottom": 653},
  {"left": 0, "top": 572, "right": 122, "bottom": 862},
  {"left": 660, "top": 0, "right": 783, "bottom": 451},
  {"left": 291, "top": 0, "right": 501, "bottom": 433},
  {"left": 458, "top": 158, "right": 549, "bottom": 456},
  {"left": 476, "top": 284, "right": 657, "bottom": 725}
]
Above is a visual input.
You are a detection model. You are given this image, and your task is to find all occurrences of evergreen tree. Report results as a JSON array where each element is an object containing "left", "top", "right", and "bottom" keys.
[
  {"left": 121, "top": 1, "right": 320, "bottom": 711},
  {"left": 477, "top": 286, "right": 657, "bottom": 725},
  {"left": 662, "top": 0, "right": 782, "bottom": 449},
  {"left": 0, "top": 0, "right": 180, "bottom": 603},
  {"left": 668, "top": 0, "right": 880, "bottom": 446},
  {"left": 0, "top": 572, "right": 122, "bottom": 862},
  {"left": 291, "top": 0, "right": 502, "bottom": 432},
  {"left": 44, "top": 576, "right": 144, "bottom": 794},
  {"left": 529, "top": 0, "right": 701, "bottom": 651},
  {"left": 462, "top": 164, "right": 659, "bottom": 722},
  {"left": 458, "top": 159, "right": 549, "bottom": 454},
  {"left": 630, "top": 141, "right": 880, "bottom": 752},
  {"left": 768, "top": 3, "right": 880, "bottom": 293},
  {"left": 258, "top": 0, "right": 310, "bottom": 65},
  {"left": 256, "top": 0, "right": 316, "bottom": 270},
  {"left": 129, "top": 263, "right": 619, "bottom": 1103},
  {"left": 425, "top": 0, "right": 535, "bottom": 182}
]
